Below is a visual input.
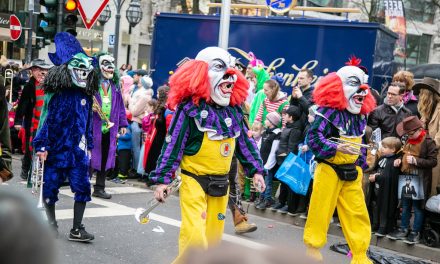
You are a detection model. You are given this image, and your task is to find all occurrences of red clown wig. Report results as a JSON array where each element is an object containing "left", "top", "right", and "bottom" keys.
[
  {"left": 167, "top": 60, "right": 249, "bottom": 110},
  {"left": 313, "top": 72, "right": 376, "bottom": 115}
]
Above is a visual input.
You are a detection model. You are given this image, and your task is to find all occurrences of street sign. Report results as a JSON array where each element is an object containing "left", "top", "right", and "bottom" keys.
[
  {"left": 9, "top": 14, "right": 22, "bottom": 41},
  {"left": 109, "top": 34, "right": 115, "bottom": 46},
  {"left": 77, "top": 0, "right": 109, "bottom": 29},
  {"left": 265, "top": 0, "right": 296, "bottom": 14}
]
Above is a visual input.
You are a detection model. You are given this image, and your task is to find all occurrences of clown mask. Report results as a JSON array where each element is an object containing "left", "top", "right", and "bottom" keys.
[
  {"left": 336, "top": 66, "right": 369, "bottom": 114},
  {"left": 99, "top": 54, "right": 115, "bottom": 80},
  {"left": 195, "top": 47, "right": 237, "bottom": 107},
  {"left": 67, "top": 53, "right": 94, "bottom": 88}
]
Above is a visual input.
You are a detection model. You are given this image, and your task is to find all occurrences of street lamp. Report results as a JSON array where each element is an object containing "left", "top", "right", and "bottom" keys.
[
  {"left": 98, "top": 5, "right": 111, "bottom": 25},
  {"left": 126, "top": 0, "right": 143, "bottom": 27},
  {"left": 110, "top": 0, "right": 143, "bottom": 67}
]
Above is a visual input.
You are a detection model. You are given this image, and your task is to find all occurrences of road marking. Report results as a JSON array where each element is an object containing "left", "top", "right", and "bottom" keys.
[{"left": 58, "top": 188, "right": 270, "bottom": 250}]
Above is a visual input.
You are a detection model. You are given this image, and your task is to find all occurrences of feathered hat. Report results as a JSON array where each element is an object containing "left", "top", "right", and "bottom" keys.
[{"left": 48, "top": 32, "right": 88, "bottom": 66}]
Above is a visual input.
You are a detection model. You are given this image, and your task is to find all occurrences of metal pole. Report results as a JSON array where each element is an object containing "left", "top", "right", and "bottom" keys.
[
  {"left": 218, "top": 0, "right": 231, "bottom": 49},
  {"left": 26, "top": 0, "right": 34, "bottom": 63},
  {"left": 113, "top": 0, "right": 125, "bottom": 68},
  {"left": 57, "top": 0, "right": 63, "bottom": 33}
]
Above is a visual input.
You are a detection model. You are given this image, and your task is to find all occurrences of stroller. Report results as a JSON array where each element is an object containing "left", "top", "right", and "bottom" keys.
[{"left": 423, "top": 189, "right": 440, "bottom": 248}]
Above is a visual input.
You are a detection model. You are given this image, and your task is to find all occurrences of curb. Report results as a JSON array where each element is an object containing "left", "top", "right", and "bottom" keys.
[{"left": 242, "top": 201, "right": 440, "bottom": 263}]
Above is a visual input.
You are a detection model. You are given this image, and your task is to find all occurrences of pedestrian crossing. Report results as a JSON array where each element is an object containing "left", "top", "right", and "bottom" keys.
[{"left": 57, "top": 186, "right": 270, "bottom": 250}]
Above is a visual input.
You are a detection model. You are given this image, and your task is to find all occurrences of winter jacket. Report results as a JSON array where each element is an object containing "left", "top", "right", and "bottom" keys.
[
  {"left": 368, "top": 103, "right": 413, "bottom": 138},
  {"left": 276, "top": 119, "right": 304, "bottom": 165},
  {"left": 14, "top": 77, "right": 37, "bottom": 129},
  {"left": 117, "top": 125, "right": 132, "bottom": 151},
  {"left": 128, "top": 86, "right": 152, "bottom": 124},
  {"left": 260, "top": 127, "right": 281, "bottom": 166}
]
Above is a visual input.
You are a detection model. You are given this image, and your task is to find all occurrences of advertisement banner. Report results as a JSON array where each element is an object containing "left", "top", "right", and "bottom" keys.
[{"left": 383, "top": 0, "right": 407, "bottom": 58}]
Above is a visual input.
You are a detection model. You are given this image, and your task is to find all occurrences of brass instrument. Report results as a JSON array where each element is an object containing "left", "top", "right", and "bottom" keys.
[
  {"left": 4, "top": 69, "right": 13, "bottom": 107},
  {"left": 328, "top": 137, "right": 372, "bottom": 155},
  {"left": 135, "top": 176, "right": 182, "bottom": 224},
  {"left": 93, "top": 96, "right": 114, "bottom": 129},
  {"left": 31, "top": 156, "right": 45, "bottom": 209}
]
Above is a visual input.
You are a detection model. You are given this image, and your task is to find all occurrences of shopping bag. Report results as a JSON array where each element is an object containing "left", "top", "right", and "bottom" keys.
[{"left": 275, "top": 152, "right": 311, "bottom": 196}]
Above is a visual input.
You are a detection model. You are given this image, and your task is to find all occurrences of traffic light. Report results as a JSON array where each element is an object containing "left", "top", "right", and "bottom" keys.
[
  {"left": 38, "top": 0, "right": 57, "bottom": 43},
  {"left": 63, "top": 0, "right": 78, "bottom": 36}
]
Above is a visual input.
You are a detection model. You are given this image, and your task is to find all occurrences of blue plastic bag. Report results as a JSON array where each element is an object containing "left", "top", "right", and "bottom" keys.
[{"left": 275, "top": 152, "right": 311, "bottom": 196}]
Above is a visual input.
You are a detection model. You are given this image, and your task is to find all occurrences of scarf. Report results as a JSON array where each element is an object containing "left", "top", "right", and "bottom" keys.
[
  {"left": 403, "top": 91, "right": 417, "bottom": 104},
  {"left": 408, "top": 129, "right": 427, "bottom": 145}
]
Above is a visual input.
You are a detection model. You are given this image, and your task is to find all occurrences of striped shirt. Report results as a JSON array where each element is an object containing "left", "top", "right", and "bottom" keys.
[
  {"left": 32, "top": 83, "right": 44, "bottom": 134},
  {"left": 307, "top": 107, "right": 368, "bottom": 169},
  {"left": 255, "top": 93, "right": 288, "bottom": 127}
]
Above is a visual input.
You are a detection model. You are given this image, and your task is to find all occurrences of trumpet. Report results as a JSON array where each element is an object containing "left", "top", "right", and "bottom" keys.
[
  {"left": 328, "top": 137, "right": 372, "bottom": 155},
  {"left": 4, "top": 69, "right": 13, "bottom": 105},
  {"left": 93, "top": 96, "right": 114, "bottom": 129},
  {"left": 31, "top": 156, "right": 45, "bottom": 209},
  {"left": 135, "top": 176, "right": 182, "bottom": 224}
]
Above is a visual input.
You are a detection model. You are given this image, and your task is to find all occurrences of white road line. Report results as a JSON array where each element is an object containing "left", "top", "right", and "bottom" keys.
[{"left": 58, "top": 188, "right": 270, "bottom": 250}]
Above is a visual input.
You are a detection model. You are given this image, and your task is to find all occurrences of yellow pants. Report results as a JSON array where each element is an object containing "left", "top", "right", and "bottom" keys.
[
  {"left": 304, "top": 163, "right": 372, "bottom": 264},
  {"left": 173, "top": 174, "right": 229, "bottom": 264}
]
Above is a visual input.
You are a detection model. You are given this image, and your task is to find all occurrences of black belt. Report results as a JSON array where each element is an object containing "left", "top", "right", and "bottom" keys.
[{"left": 180, "top": 169, "right": 229, "bottom": 197}]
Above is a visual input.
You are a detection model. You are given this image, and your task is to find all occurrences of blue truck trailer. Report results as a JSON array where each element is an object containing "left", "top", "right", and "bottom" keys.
[{"left": 149, "top": 13, "right": 397, "bottom": 92}]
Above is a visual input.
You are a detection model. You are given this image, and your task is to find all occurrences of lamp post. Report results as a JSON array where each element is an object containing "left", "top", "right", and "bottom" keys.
[{"left": 99, "top": 0, "right": 143, "bottom": 68}]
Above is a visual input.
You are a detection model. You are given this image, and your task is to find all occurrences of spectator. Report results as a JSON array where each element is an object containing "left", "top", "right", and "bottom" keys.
[
  {"left": 413, "top": 77, "right": 440, "bottom": 196},
  {"left": 387, "top": 116, "right": 438, "bottom": 244},
  {"left": 120, "top": 75, "right": 133, "bottom": 107},
  {"left": 113, "top": 112, "right": 133, "bottom": 184},
  {"left": 248, "top": 67, "right": 271, "bottom": 125},
  {"left": 244, "top": 122, "right": 264, "bottom": 202},
  {"left": 128, "top": 75, "right": 153, "bottom": 177},
  {"left": 255, "top": 79, "right": 289, "bottom": 128},
  {"left": 143, "top": 85, "right": 169, "bottom": 178},
  {"left": 367, "top": 137, "right": 402, "bottom": 237},
  {"left": 255, "top": 111, "right": 281, "bottom": 210},
  {"left": 368, "top": 82, "right": 413, "bottom": 138},
  {"left": 119, "top": 64, "right": 127, "bottom": 75},
  {"left": 392, "top": 70, "right": 418, "bottom": 116},
  {"left": 274, "top": 105, "right": 305, "bottom": 215},
  {"left": 294, "top": 68, "right": 314, "bottom": 103},
  {"left": 0, "top": 70, "right": 12, "bottom": 174}
]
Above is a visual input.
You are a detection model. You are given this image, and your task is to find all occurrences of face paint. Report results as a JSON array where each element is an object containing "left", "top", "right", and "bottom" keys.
[
  {"left": 67, "top": 53, "right": 94, "bottom": 88},
  {"left": 99, "top": 54, "right": 115, "bottom": 80},
  {"left": 336, "top": 66, "right": 369, "bottom": 114},
  {"left": 195, "top": 47, "right": 237, "bottom": 107}
]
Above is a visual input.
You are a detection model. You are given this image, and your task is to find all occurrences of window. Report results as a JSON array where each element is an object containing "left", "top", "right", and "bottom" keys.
[
  {"left": 298, "top": 0, "right": 343, "bottom": 7},
  {"left": 404, "top": 0, "right": 436, "bottom": 23},
  {"left": 403, "top": 34, "right": 431, "bottom": 67}
]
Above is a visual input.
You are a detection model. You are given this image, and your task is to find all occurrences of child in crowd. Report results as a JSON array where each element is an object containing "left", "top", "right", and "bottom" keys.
[
  {"left": 255, "top": 112, "right": 281, "bottom": 209},
  {"left": 387, "top": 116, "right": 438, "bottom": 244},
  {"left": 367, "top": 137, "right": 402, "bottom": 237},
  {"left": 296, "top": 105, "right": 318, "bottom": 218},
  {"left": 113, "top": 112, "right": 133, "bottom": 184},
  {"left": 142, "top": 99, "right": 158, "bottom": 136},
  {"left": 268, "top": 106, "right": 304, "bottom": 213},
  {"left": 244, "top": 123, "right": 264, "bottom": 201}
]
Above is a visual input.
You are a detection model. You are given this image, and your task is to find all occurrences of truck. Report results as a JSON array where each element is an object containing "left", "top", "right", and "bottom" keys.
[{"left": 149, "top": 12, "right": 397, "bottom": 92}]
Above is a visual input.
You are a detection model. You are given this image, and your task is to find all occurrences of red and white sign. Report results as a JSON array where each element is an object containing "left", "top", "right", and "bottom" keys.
[
  {"left": 77, "top": 0, "right": 109, "bottom": 30},
  {"left": 9, "top": 15, "right": 22, "bottom": 41}
]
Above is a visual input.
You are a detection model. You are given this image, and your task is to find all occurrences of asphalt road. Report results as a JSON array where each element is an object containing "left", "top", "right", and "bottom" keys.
[{"left": 1, "top": 155, "right": 432, "bottom": 264}]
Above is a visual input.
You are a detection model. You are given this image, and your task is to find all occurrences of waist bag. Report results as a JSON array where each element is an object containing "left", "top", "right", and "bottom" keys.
[
  {"left": 320, "top": 160, "right": 358, "bottom": 181},
  {"left": 181, "top": 169, "right": 229, "bottom": 197}
]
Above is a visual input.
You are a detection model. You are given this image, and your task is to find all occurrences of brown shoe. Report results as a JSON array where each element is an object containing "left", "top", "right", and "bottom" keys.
[{"left": 235, "top": 220, "right": 257, "bottom": 234}]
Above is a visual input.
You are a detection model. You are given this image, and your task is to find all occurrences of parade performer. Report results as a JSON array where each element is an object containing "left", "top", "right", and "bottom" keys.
[
  {"left": 303, "top": 60, "right": 376, "bottom": 263},
  {"left": 149, "top": 47, "right": 266, "bottom": 263},
  {"left": 14, "top": 59, "right": 52, "bottom": 180},
  {"left": 33, "top": 32, "right": 98, "bottom": 241},
  {"left": 91, "top": 52, "right": 128, "bottom": 199}
]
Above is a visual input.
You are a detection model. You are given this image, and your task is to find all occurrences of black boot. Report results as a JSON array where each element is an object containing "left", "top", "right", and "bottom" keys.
[{"left": 44, "top": 203, "right": 58, "bottom": 238}]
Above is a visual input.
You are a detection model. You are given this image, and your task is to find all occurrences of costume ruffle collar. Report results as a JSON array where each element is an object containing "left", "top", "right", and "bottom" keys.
[{"left": 181, "top": 100, "right": 243, "bottom": 140}]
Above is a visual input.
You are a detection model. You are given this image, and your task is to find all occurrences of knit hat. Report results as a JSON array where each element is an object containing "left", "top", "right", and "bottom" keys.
[
  {"left": 141, "top": 76, "right": 153, "bottom": 89},
  {"left": 266, "top": 111, "right": 281, "bottom": 127}
]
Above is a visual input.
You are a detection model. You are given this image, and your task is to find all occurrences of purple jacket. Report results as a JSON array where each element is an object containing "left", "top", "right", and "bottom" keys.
[{"left": 91, "top": 82, "right": 128, "bottom": 171}]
